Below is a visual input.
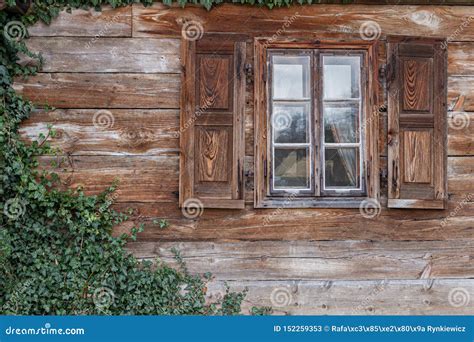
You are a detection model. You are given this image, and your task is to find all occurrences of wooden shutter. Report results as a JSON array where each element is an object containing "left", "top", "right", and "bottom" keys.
[
  {"left": 179, "top": 35, "right": 245, "bottom": 209},
  {"left": 387, "top": 37, "right": 447, "bottom": 209}
]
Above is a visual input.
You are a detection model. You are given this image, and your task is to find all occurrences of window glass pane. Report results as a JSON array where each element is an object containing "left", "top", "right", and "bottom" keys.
[
  {"left": 324, "top": 104, "right": 359, "bottom": 143},
  {"left": 323, "top": 56, "right": 360, "bottom": 99},
  {"left": 273, "top": 103, "right": 310, "bottom": 144},
  {"left": 325, "top": 148, "right": 359, "bottom": 188},
  {"left": 272, "top": 55, "right": 310, "bottom": 99},
  {"left": 274, "top": 148, "right": 310, "bottom": 189}
]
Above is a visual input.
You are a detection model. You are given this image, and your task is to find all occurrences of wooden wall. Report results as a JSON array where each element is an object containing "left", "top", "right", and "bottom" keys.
[{"left": 19, "top": 3, "right": 474, "bottom": 314}]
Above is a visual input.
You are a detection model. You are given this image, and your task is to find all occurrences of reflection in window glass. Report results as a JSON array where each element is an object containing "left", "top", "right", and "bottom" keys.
[
  {"left": 272, "top": 56, "right": 310, "bottom": 99},
  {"left": 324, "top": 105, "right": 359, "bottom": 143},
  {"left": 274, "top": 148, "right": 310, "bottom": 189},
  {"left": 325, "top": 148, "right": 360, "bottom": 188},
  {"left": 323, "top": 56, "right": 360, "bottom": 99},
  {"left": 322, "top": 54, "right": 363, "bottom": 192},
  {"left": 273, "top": 103, "right": 310, "bottom": 144},
  {"left": 271, "top": 53, "right": 312, "bottom": 193},
  {"left": 267, "top": 50, "right": 365, "bottom": 195}
]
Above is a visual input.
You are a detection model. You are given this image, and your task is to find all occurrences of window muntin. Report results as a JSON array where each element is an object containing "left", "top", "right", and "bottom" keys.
[{"left": 268, "top": 49, "right": 366, "bottom": 197}]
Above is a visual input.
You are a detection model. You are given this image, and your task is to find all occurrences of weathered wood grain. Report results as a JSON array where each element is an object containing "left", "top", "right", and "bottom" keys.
[
  {"left": 16, "top": 3, "right": 474, "bottom": 317},
  {"left": 127, "top": 240, "right": 474, "bottom": 280},
  {"left": 27, "top": 16, "right": 474, "bottom": 76},
  {"left": 448, "top": 157, "right": 474, "bottom": 193},
  {"left": 448, "top": 112, "right": 474, "bottom": 156},
  {"left": 448, "top": 43, "right": 474, "bottom": 76},
  {"left": 403, "top": 130, "right": 432, "bottom": 184},
  {"left": 449, "top": 77, "right": 474, "bottom": 112},
  {"left": 387, "top": 38, "right": 447, "bottom": 209},
  {"left": 26, "top": 38, "right": 181, "bottom": 73},
  {"left": 180, "top": 36, "right": 246, "bottom": 209},
  {"left": 206, "top": 279, "right": 474, "bottom": 315},
  {"left": 33, "top": 152, "right": 469, "bottom": 213},
  {"left": 20, "top": 109, "right": 179, "bottom": 155},
  {"left": 133, "top": 4, "right": 474, "bottom": 40},
  {"left": 39, "top": 155, "right": 179, "bottom": 203},
  {"left": 378, "top": 112, "right": 474, "bottom": 157},
  {"left": 14, "top": 73, "right": 180, "bottom": 109},
  {"left": 30, "top": 108, "right": 466, "bottom": 162},
  {"left": 113, "top": 200, "right": 474, "bottom": 242},
  {"left": 29, "top": 6, "right": 132, "bottom": 37}
]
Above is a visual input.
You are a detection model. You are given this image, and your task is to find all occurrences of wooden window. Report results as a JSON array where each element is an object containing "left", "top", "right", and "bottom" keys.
[
  {"left": 179, "top": 35, "right": 246, "bottom": 209},
  {"left": 255, "top": 39, "right": 379, "bottom": 208},
  {"left": 270, "top": 52, "right": 313, "bottom": 194},
  {"left": 387, "top": 37, "right": 447, "bottom": 209}
]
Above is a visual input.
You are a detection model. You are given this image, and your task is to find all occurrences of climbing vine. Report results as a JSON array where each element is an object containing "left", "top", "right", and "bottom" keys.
[{"left": 0, "top": 1, "right": 275, "bottom": 315}]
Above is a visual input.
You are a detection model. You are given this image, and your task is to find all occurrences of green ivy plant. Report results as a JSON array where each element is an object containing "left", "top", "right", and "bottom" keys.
[{"left": 0, "top": 1, "right": 273, "bottom": 315}]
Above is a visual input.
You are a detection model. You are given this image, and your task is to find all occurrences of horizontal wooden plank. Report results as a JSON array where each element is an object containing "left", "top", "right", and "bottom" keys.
[
  {"left": 26, "top": 37, "right": 181, "bottom": 73},
  {"left": 448, "top": 43, "right": 474, "bottom": 76},
  {"left": 133, "top": 4, "right": 474, "bottom": 41},
  {"left": 26, "top": 8, "right": 474, "bottom": 75},
  {"left": 19, "top": 109, "right": 473, "bottom": 157},
  {"left": 29, "top": 6, "right": 132, "bottom": 37},
  {"left": 28, "top": 142, "right": 472, "bottom": 206},
  {"left": 448, "top": 112, "right": 474, "bottom": 155},
  {"left": 388, "top": 199, "right": 445, "bottom": 209},
  {"left": 449, "top": 77, "right": 474, "bottom": 112},
  {"left": 20, "top": 109, "right": 179, "bottom": 155},
  {"left": 38, "top": 155, "right": 179, "bottom": 203},
  {"left": 14, "top": 73, "right": 180, "bottom": 109},
  {"left": 205, "top": 279, "right": 474, "bottom": 315},
  {"left": 448, "top": 156, "right": 474, "bottom": 192},
  {"left": 367, "top": 111, "right": 473, "bottom": 158},
  {"left": 127, "top": 240, "right": 474, "bottom": 280},
  {"left": 113, "top": 198, "right": 474, "bottom": 241}
]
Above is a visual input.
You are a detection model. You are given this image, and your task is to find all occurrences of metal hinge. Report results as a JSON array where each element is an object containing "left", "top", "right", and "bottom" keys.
[
  {"left": 380, "top": 168, "right": 388, "bottom": 182},
  {"left": 245, "top": 63, "right": 253, "bottom": 84},
  {"left": 263, "top": 158, "right": 267, "bottom": 178},
  {"left": 378, "top": 65, "right": 386, "bottom": 82}
]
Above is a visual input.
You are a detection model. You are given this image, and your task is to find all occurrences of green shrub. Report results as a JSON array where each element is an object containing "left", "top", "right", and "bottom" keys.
[{"left": 0, "top": 1, "right": 273, "bottom": 315}]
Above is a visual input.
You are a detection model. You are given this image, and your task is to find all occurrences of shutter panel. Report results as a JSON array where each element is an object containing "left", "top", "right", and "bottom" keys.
[
  {"left": 387, "top": 37, "right": 447, "bottom": 209},
  {"left": 180, "top": 35, "right": 245, "bottom": 209}
]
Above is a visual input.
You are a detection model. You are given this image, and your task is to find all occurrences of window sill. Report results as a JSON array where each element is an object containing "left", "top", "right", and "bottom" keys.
[{"left": 255, "top": 197, "right": 377, "bottom": 209}]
